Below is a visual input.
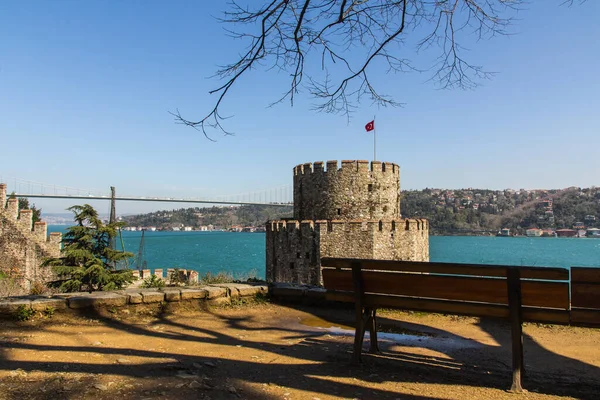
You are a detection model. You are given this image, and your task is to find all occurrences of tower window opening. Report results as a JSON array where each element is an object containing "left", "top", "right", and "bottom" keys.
[
  {"left": 289, "top": 262, "right": 295, "bottom": 269},
  {"left": 368, "top": 184, "right": 373, "bottom": 192},
  {"left": 337, "top": 208, "right": 341, "bottom": 216}
]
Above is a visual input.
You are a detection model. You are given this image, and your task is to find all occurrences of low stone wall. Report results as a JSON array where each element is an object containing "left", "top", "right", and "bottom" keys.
[{"left": 0, "top": 283, "right": 274, "bottom": 316}]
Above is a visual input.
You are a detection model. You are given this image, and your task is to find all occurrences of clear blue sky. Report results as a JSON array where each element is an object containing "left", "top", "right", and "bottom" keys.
[{"left": 1, "top": 1, "right": 598, "bottom": 214}]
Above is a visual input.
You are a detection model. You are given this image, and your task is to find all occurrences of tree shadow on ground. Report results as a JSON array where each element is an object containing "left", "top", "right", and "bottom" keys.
[
  {"left": 298, "top": 302, "right": 600, "bottom": 399},
  {"left": 0, "top": 301, "right": 598, "bottom": 399}
]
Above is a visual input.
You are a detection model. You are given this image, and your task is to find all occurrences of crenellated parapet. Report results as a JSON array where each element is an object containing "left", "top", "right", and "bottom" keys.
[
  {"left": 293, "top": 160, "right": 400, "bottom": 176},
  {"left": 1, "top": 183, "right": 61, "bottom": 255},
  {"left": 0, "top": 183, "right": 61, "bottom": 256},
  {"left": 293, "top": 160, "right": 401, "bottom": 221},
  {"left": 1, "top": 183, "right": 62, "bottom": 295},
  {"left": 267, "top": 218, "right": 428, "bottom": 233},
  {"left": 266, "top": 217, "right": 429, "bottom": 285}
]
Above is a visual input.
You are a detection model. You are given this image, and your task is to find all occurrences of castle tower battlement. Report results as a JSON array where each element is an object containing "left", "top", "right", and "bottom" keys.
[
  {"left": 0, "top": 183, "right": 61, "bottom": 255},
  {"left": 293, "top": 160, "right": 400, "bottom": 221},
  {"left": 1, "top": 183, "right": 62, "bottom": 295},
  {"left": 267, "top": 160, "right": 429, "bottom": 286}
]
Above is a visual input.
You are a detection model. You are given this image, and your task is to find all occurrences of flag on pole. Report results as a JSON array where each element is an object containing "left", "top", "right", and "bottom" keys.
[{"left": 365, "top": 120, "right": 374, "bottom": 132}]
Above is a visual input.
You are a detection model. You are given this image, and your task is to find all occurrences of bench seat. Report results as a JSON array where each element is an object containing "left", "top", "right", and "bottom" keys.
[{"left": 321, "top": 257, "right": 575, "bottom": 393}]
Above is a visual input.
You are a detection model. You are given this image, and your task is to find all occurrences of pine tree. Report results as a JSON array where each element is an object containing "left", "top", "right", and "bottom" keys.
[{"left": 43, "top": 204, "right": 134, "bottom": 292}]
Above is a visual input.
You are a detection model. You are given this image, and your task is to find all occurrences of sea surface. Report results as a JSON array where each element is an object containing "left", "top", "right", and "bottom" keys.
[{"left": 48, "top": 226, "right": 600, "bottom": 279}]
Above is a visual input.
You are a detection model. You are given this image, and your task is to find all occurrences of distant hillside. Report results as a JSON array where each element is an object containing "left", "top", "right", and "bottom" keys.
[
  {"left": 122, "top": 187, "right": 600, "bottom": 235},
  {"left": 401, "top": 187, "right": 600, "bottom": 235},
  {"left": 122, "top": 204, "right": 292, "bottom": 230}
]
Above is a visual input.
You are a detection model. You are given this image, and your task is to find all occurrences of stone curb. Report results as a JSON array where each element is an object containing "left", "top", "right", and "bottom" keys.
[{"left": 0, "top": 282, "right": 329, "bottom": 317}]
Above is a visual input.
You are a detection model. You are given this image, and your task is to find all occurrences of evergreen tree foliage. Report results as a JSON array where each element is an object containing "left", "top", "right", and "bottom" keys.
[{"left": 43, "top": 204, "right": 134, "bottom": 293}]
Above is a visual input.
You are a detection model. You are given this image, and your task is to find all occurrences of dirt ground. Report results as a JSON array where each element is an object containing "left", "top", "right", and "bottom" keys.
[{"left": 0, "top": 300, "right": 599, "bottom": 400}]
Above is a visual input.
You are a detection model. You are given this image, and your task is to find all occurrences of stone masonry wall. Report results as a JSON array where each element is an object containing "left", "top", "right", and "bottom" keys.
[
  {"left": 293, "top": 160, "right": 400, "bottom": 221},
  {"left": 268, "top": 159, "right": 429, "bottom": 286},
  {"left": 0, "top": 183, "right": 61, "bottom": 295},
  {"left": 266, "top": 221, "right": 321, "bottom": 285},
  {"left": 266, "top": 218, "right": 429, "bottom": 285}
]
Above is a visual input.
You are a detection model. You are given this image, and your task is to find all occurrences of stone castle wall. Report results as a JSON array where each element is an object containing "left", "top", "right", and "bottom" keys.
[
  {"left": 0, "top": 183, "right": 61, "bottom": 295},
  {"left": 267, "top": 160, "right": 429, "bottom": 286},
  {"left": 266, "top": 218, "right": 429, "bottom": 285},
  {"left": 294, "top": 160, "right": 400, "bottom": 220}
]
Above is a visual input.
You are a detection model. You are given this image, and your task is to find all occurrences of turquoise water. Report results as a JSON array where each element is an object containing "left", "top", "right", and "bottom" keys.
[{"left": 48, "top": 226, "right": 600, "bottom": 278}]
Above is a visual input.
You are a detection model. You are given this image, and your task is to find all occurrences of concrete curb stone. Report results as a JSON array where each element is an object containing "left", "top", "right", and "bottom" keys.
[
  {"left": 68, "top": 292, "right": 128, "bottom": 309},
  {"left": 31, "top": 298, "right": 68, "bottom": 311},
  {"left": 141, "top": 291, "right": 165, "bottom": 303},
  {"left": 180, "top": 288, "right": 208, "bottom": 300},
  {"left": 162, "top": 289, "right": 182, "bottom": 302}
]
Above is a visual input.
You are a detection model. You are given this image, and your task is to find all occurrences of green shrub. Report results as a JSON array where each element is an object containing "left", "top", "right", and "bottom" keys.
[
  {"left": 199, "top": 271, "right": 234, "bottom": 285},
  {"left": 141, "top": 274, "right": 165, "bottom": 289},
  {"left": 234, "top": 269, "right": 259, "bottom": 282},
  {"left": 14, "top": 305, "right": 34, "bottom": 321},
  {"left": 43, "top": 306, "right": 55, "bottom": 318}
]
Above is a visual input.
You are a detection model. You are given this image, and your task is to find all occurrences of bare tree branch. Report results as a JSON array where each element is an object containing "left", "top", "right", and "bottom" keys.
[{"left": 174, "top": 0, "right": 584, "bottom": 138}]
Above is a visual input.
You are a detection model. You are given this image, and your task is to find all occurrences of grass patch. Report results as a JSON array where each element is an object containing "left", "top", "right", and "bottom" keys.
[
  {"left": 14, "top": 305, "right": 34, "bottom": 321},
  {"left": 141, "top": 275, "right": 165, "bottom": 289}
]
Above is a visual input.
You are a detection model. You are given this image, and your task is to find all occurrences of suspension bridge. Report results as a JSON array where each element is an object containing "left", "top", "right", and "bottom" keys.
[{"left": 2, "top": 177, "right": 293, "bottom": 207}]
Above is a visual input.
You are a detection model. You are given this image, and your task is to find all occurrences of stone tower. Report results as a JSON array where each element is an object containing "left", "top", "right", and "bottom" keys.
[
  {"left": 266, "top": 160, "right": 429, "bottom": 286},
  {"left": 0, "top": 183, "right": 62, "bottom": 295}
]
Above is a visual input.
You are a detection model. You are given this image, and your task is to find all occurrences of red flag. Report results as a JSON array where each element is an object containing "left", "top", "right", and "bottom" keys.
[{"left": 365, "top": 120, "right": 374, "bottom": 132}]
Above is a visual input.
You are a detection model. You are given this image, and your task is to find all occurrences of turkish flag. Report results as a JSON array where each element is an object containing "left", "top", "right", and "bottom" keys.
[{"left": 365, "top": 120, "right": 374, "bottom": 132}]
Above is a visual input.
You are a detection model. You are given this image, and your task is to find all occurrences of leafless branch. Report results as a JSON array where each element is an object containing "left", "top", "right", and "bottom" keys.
[{"left": 174, "top": 0, "right": 584, "bottom": 138}]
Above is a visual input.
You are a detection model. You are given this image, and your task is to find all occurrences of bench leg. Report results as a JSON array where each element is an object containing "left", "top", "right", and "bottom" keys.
[
  {"left": 509, "top": 320, "right": 524, "bottom": 393},
  {"left": 508, "top": 269, "right": 525, "bottom": 393},
  {"left": 353, "top": 306, "right": 366, "bottom": 364},
  {"left": 367, "top": 308, "right": 380, "bottom": 354}
]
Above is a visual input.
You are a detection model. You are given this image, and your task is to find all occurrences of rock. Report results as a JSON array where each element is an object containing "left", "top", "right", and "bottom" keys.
[
  {"left": 93, "top": 383, "right": 108, "bottom": 391},
  {"left": 140, "top": 291, "right": 165, "bottom": 303},
  {"left": 200, "top": 286, "right": 227, "bottom": 300},
  {"left": 203, "top": 361, "right": 216, "bottom": 368},
  {"left": 9, "top": 369, "right": 27, "bottom": 377},
  {"left": 128, "top": 293, "right": 143, "bottom": 304},
  {"left": 180, "top": 288, "right": 208, "bottom": 300},
  {"left": 68, "top": 292, "right": 127, "bottom": 309},
  {"left": 162, "top": 289, "right": 181, "bottom": 302},
  {"left": 116, "top": 358, "right": 131, "bottom": 364},
  {"left": 92, "top": 341, "right": 102, "bottom": 346},
  {"left": 189, "top": 380, "right": 211, "bottom": 389},
  {"left": 176, "top": 372, "right": 197, "bottom": 379},
  {"left": 228, "top": 386, "right": 239, "bottom": 395}
]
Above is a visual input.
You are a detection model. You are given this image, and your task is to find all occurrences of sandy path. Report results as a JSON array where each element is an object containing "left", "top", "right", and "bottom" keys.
[{"left": 0, "top": 301, "right": 598, "bottom": 399}]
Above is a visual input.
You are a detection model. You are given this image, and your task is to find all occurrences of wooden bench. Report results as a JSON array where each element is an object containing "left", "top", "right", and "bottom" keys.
[
  {"left": 571, "top": 266, "right": 600, "bottom": 326},
  {"left": 321, "top": 257, "right": 577, "bottom": 393}
]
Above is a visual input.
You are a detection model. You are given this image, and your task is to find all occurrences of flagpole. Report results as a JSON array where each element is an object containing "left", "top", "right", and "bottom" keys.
[{"left": 373, "top": 115, "right": 376, "bottom": 161}]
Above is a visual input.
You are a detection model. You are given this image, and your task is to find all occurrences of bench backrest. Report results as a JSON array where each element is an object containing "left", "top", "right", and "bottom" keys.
[
  {"left": 571, "top": 267, "right": 600, "bottom": 326},
  {"left": 321, "top": 258, "right": 571, "bottom": 325}
]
